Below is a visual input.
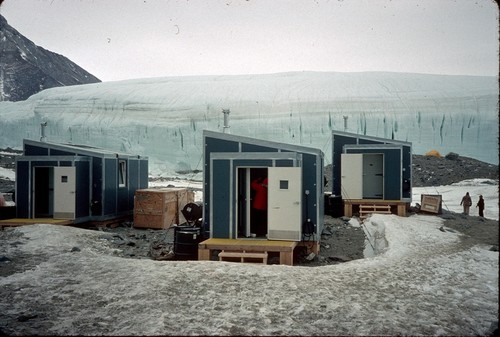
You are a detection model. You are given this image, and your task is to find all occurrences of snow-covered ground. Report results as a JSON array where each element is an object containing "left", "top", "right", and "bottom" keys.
[
  {"left": 412, "top": 179, "right": 499, "bottom": 221},
  {"left": 0, "top": 179, "right": 498, "bottom": 335},
  {"left": 148, "top": 177, "right": 203, "bottom": 202},
  {"left": 0, "top": 167, "right": 15, "bottom": 181}
]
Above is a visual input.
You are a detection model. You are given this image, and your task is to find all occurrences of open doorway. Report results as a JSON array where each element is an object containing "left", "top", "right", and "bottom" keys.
[
  {"left": 237, "top": 167, "right": 268, "bottom": 238},
  {"left": 362, "top": 153, "right": 384, "bottom": 199},
  {"left": 32, "top": 166, "right": 77, "bottom": 219},
  {"left": 33, "top": 167, "right": 54, "bottom": 218},
  {"left": 341, "top": 153, "right": 384, "bottom": 200}
]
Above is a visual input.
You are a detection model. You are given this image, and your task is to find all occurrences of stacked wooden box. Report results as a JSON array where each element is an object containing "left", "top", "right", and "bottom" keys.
[{"left": 133, "top": 188, "right": 195, "bottom": 229}]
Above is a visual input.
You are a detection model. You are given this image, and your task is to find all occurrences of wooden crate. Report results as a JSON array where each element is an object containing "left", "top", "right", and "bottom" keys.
[
  {"left": 420, "top": 194, "right": 442, "bottom": 214},
  {"left": 133, "top": 188, "right": 194, "bottom": 229}
]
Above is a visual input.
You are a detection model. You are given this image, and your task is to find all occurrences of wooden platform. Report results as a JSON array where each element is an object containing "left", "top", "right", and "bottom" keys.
[
  {"left": 0, "top": 218, "right": 74, "bottom": 227},
  {"left": 344, "top": 199, "right": 407, "bottom": 217},
  {"left": 198, "top": 238, "right": 298, "bottom": 266}
]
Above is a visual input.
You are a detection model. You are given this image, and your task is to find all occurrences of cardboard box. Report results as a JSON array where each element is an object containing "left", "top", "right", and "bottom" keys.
[{"left": 133, "top": 188, "right": 195, "bottom": 229}]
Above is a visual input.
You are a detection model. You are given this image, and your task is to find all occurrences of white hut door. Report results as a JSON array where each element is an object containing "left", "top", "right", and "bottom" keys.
[
  {"left": 341, "top": 153, "right": 363, "bottom": 199},
  {"left": 267, "top": 167, "right": 302, "bottom": 241},
  {"left": 53, "top": 167, "right": 76, "bottom": 219}
]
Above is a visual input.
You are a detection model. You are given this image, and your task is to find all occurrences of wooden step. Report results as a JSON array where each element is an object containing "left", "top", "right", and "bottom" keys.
[
  {"left": 218, "top": 250, "right": 268, "bottom": 264},
  {"left": 359, "top": 204, "right": 392, "bottom": 218}
]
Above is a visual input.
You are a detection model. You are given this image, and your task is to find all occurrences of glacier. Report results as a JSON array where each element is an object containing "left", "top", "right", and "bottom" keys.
[{"left": 0, "top": 71, "right": 497, "bottom": 177}]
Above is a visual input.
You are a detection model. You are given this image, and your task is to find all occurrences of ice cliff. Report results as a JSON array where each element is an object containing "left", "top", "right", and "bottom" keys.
[{"left": 0, "top": 71, "right": 497, "bottom": 176}]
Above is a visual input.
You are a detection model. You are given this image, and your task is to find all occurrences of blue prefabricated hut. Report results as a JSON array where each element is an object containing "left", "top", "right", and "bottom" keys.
[
  {"left": 15, "top": 139, "right": 148, "bottom": 223},
  {"left": 331, "top": 131, "right": 412, "bottom": 216},
  {"left": 203, "top": 130, "right": 324, "bottom": 242}
]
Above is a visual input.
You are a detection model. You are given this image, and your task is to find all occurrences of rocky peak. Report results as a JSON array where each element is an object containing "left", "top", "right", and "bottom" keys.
[{"left": 0, "top": 14, "right": 101, "bottom": 102}]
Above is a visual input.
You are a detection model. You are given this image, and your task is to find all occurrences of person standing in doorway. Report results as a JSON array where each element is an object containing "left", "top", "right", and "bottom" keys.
[
  {"left": 476, "top": 195, "right": 485, "bottom": 218},
  {"left": 251, "top": 176, "right": 268, "bottom": 236},
  {"left": 460, "top": 192, "right": 472, "bottom": 215}
]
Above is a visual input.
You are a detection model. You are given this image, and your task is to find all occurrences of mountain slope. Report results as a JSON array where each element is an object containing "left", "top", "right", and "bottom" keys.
[{"left": 0, "top": 15, "right": 100, "bottom": 101}]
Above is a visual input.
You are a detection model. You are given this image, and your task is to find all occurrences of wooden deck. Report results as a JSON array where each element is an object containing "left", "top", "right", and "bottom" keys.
[
  {"left": 198, "top": 238, "right": 298, "bottom": 266},
  {"left": 0, "top": 218, "right": 74, "bottom": 227}
]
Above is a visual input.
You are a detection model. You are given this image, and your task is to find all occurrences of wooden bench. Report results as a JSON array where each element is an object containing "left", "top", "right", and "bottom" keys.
[
  {"left": 359, "top": 204, "right": 392, "bottom": 219},
  {"left": 218, "top": 250, "right": 268, "bottom": 264}
]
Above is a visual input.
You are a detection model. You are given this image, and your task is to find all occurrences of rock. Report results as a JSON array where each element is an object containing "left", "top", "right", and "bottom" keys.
[
  {"left": 439, "top": 213, "right": 457, "bottom": 220},
  {"left": 322, "top": 228, "right": 333, "bottom": 236},
  {"left": 0, "top": 255, "right": 11, "bottom": 262},
  {"left": 305, "top": 252, "right": 316, "bottom": 261},
  {"left": 70, "top": 247, "right": 81, "bottom": 252},
  {"left": 17, "top": 314, "right": 38, "bottom": 322},
  {"left": 486, "top": 320, "right": 498, "bottom": 337},
  {"left": 489, "top": 246, "right": 499, "bottom": 252},
  {"left": 328, "top": 255, "right": 351, "bottom": 262},
  {"left": 445, "top": 152, "right": 460, "bottom": 160},
  {"left": 154, "top": 250, "right": 175, "bottom": 261},
  {"left": 439, "top": 226, "right": 446, "bottom": 232}
]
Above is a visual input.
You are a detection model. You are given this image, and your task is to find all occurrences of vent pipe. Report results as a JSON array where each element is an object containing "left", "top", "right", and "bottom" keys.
[
  {"left": 343, "top": 115, "right": 348, "bottom": 131},
  {"left": 222, "top": 109, "right": 231, "bottom": 134},
  {"left": 40, "top": 122, "right": 48, "bottom": 142}
]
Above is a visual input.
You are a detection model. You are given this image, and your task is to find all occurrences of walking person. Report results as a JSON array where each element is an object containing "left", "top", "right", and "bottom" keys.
[
  {"left": 476, "top": 195, "right": 485, "bottom": 218},
  {"left": 460, "top": 192, "right": 472, "bottom": 215}
]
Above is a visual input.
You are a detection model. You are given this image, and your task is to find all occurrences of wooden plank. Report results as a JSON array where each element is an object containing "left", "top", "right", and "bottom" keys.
[
  {"left": 397, "top": 204, "right": 407, "bottom": 217},
  {"left": 344, "top": 203, "right": 353, "bottom": 217},
  {"left": 198, "top": 248, "right": 210, "bottom": 261},
  {"left": 218, "top": 251, "right": 268, "bottom": 259},
  {"left": 0, "top": 218, "right": 73, "bottom": 227},
  {"left": 279, "top": 252, "right": 293, "bottom": 266}
]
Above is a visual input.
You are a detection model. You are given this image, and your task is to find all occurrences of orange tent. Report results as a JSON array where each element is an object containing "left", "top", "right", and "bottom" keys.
[{"left": 425, "top": 149, "right": 442, "bottom": 157}]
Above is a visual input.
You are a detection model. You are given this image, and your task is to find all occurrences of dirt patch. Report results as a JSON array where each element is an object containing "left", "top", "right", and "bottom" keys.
[{"left": 438, "top": 210, "right": 499, "bottom": 248}]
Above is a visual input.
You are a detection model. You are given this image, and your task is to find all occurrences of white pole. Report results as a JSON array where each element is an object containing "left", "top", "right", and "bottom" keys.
[
  {"left": 222, "top": 109, "right": 231, "bottom": 134},
  {"left": 40, "top": 122, "right": 48, "bottom": 142}
]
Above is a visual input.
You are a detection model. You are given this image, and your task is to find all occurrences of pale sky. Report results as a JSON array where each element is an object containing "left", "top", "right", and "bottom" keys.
[{"left": 1, "top": 0, "right": 498, "bottom": 82}]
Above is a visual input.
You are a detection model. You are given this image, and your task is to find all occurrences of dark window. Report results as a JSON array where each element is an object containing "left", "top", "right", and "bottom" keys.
[
  {"left": 119, "top": 160, "right": 127, "bottom": 187},
  {"left": 280, "top": 180, "right": 289, "bottom": 190}
]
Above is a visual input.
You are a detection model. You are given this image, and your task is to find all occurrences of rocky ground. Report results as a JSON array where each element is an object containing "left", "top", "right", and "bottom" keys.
[
  {"left": 0, "top": 148, "right": 19, "bottom": 193},
  {"left": 0, "top": 149, "right": 498, "bottom": 267}
]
